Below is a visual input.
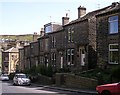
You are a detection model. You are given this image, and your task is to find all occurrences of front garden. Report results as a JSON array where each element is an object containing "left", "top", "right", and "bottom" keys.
[
  {"left": 9, "top": 64, "right": 120, "bottom": 87},
  {"left": 77, "top": 65, "right": 120, "bottom": 84}
]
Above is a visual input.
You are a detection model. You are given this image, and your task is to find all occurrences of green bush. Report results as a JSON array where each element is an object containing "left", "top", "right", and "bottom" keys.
[
  {"left": 30, "top": 65, "right": 37, "bottom": 75},
  {"left": 40, "top": 65, "right": 47, "bottom": 75},
  {"left": 9, "top": 73, "right": 15, "bottom": 80},
  {"left": 77, "top": 68, "right": 112, "bottom": 84},
  {"left": 23, "top": 64, "right": 54, "bottom": 77},
  {"left": 39, "top": 64, "right": 53, "bottom": 77},
  {"left": 111, "top": 66, "right": 120, "bottom": 81},
  {"left": 46, "top": 65, "right": 53, "bottom": 77},
  {"left": 23, "top": 67, "right": 30, "bottom": 74},
  {"left": 57, "top": 68, "right": 70, "bottom": 73}
]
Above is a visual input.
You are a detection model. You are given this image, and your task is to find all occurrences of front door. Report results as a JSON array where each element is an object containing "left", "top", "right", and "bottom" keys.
[
  {"left": 79, "top": 47, "right": 85, "bottom": 66},
  {"left": 60, "top": 57, "right": 63, "bottom": 68},
  {"left": 45, "top": 56, "right": 48, "bottom": 67}
]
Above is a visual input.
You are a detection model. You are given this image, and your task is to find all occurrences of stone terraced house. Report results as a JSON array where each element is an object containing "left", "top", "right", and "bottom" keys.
[
  {"left": 19, "top": 2, "right": 120, "bottom": 72},
  {"left": 37, "top": 4, "right": 117, "bottom": 72},
  {"left": 2, "top": 47, "right": 19, "bottom": 74},
  {"left": 96, "top": 2, "right": 120, "bottom": 68}
]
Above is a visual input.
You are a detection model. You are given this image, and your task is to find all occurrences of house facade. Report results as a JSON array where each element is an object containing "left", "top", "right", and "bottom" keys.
[
  {"left": 38, "top": 35, "right": 49, "bottom": 67},
  {"left": 2, "top": 47, "right": 19, "bottom": 74},
  {"left": 57, "top": 5, "right": 114, "bottom": 71},
  {"left": 24, "top": 45, "right": 31, "bottom": 69},
  {"left": 30, "top": 41, "right": 39, "bottom": 67},
  {"left": 96, "top": 2, "right": 120, "bottom": 68},
  {"left": 48, "top": 29, "right": 65, "bottom": 72},
  {"left": 19, "top": 47, "right": 24, "bottom": 71},
  {"left": 37, "top": 6, "right": 101, "bottom": 72},
  {"left": 18, "top": 2, "right": 120, "bottom": 73}
]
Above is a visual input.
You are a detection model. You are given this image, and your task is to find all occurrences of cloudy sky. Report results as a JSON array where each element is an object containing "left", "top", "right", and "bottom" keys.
[{"left": 0, "top": 0, "right": 119, "bottom": 35}]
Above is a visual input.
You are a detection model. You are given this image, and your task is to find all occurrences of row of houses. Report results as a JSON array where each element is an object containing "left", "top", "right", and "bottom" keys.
[
  {"left": 1, "top": 34, "right": 39, "bottom": 74},
  {"left": 2, "top": 2, "right": 120, "bottom": 74}
]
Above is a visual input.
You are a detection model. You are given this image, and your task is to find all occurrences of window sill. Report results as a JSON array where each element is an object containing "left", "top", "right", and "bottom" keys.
[
  {"left": 109, "top": 62, "right": 118, "bottom": 65},
  {"left": 109, "top": 33, "right": 118, "bottom": 35}
]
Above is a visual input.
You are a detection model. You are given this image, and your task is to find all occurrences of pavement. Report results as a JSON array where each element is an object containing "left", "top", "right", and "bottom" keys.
[{"left": 32, "top": 83, "right": 98, "bottom": 95}]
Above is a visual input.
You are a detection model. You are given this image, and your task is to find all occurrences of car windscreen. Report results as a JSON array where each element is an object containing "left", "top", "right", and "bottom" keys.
[
  {"left": 1, "top": 75, "right": 8, "bottom": 77},
  {"left": 17, "top": 75, "right": 27, "bottom": 78}
]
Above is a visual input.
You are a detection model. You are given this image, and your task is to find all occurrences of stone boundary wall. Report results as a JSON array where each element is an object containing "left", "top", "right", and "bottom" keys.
[
  {"left": 55, "top": 73, "right": 98, "bottom": 89},
  {"left": 31, "top": 74, "right": 54, "bottom": 85}
]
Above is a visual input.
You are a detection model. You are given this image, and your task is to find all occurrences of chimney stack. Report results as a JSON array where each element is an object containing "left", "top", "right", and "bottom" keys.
[
  {"left": 62, "top": 13, "right": 69, "bottom": 26},
  {"left": 40, "top": 28, "right": 44, "bottom": 37},
  {"left": 78, "top": 6, "right": 86, "bottom": 19},
  {"left": 33, "top": 32, "right": 38, "bottom": 41},
  {"left": 111, "top": 2, "right": 119, "bottom": 7}
]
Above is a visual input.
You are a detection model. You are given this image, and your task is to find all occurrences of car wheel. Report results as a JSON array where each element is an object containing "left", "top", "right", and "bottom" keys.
[
  {"left": 17, "top": 81, "right": 20, "bottom": 85},
  {"left": 13, "top": 83, "right": 16, "bottom": 86},
  {"left": 28, "top": 84, "right": 31, "bottom": 86},
  {"left": 101, "top": 91, "right": 111, "bottom": 95},
  {"left": 13, "top": 81, "right": 17, "bottom": 86}
]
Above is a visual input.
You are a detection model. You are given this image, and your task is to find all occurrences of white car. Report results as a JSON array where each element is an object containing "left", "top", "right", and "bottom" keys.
[
  {"left": 13, "top": 73, "right": 31, "bottom": 86},
  {"left": 0, "top": 74, "right": 9, "bottom": 81}
]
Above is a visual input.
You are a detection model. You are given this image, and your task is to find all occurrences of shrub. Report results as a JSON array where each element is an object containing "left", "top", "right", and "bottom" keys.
[
  {"left": 57, "top": 68, "right": 70, "bottom": 73},
  {"left": 37, "top": 64, "right": 53, "bottom": 77},
  {"left": 23, "top": 64, "right": 54, "bottom": 77},
  {"left": 46, "top": 65, "right": 53, "bottom": 77},
  {"left": 30, "top": 65, "right": 37, "bottom": 75},
  {"left": 23, "top": 67, "right": 30, "bottom": 74},
  {"left": 9, "top": 73, "right": 15, "bottom": 80},
  {"left": 111, "top": 65, "right": 120, "bottom": 82}
]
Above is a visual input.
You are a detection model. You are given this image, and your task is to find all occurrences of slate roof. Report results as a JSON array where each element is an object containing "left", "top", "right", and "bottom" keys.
[
  {"left": 65, "top": 2, "right": 120, "bottom": 25},
  {"left": 38, "top": 2, "right": 120, "bottom": 37},
  {"left": 96, "top": 2, "right": 120, "bottom": 16},
  {"left": 4, "top": 47, "right": 19, "bottom": 53}
]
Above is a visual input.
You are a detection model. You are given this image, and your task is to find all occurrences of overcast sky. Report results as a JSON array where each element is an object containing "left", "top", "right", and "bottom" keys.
[{"left": 0, "top": 0, "right": 119, "bottom": 35}]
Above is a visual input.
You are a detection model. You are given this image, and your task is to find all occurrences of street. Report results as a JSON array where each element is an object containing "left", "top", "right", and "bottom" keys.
[{"left": 1, "top": 81, "right": 95, "bottom": 95}]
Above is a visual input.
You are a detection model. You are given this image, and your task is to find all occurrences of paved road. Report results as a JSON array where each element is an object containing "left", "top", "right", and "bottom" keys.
[{"left": 1, "top": 81, "right": 95, "bottom": 95}]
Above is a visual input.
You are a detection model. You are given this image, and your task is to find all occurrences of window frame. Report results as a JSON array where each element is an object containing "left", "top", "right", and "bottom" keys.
[
  {"left": 51, "top": 53, "right": 56, "bottom": 67},
  {"left": 67, "top": 27, "right": 74, "bottom": 42},
  {"left": 68, "top": 28, "right": 71, "bottom": 42},
  {"left": 71, "top": 27, "right": 74, "bottom": 42},
  {"left": 67, "top": 49, "right": 74, "bottom": 65},
  {"left": 52, "top": 36, "right": 56, "bottom": 48},
  {"left": 45, "top": 39, "right": 49, "bottom": 51},
  {"left": 109, "top": 16, "right": 118, "bottom": 34},
  {"left": 109, "top": 44, "right": 119, "bottom": 64}
]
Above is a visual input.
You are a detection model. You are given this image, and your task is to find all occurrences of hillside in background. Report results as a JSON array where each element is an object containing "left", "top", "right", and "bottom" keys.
[
  {"left": 0, "top": 34, "right": 35, "bottom": 41},
  {"left": 0, "top": 34, "right": 40, "bottom": 51}
]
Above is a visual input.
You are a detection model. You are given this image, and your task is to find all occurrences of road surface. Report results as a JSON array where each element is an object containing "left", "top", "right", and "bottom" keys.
[{"left": 1, "top": 81, "right": 94, "bottom": 95}]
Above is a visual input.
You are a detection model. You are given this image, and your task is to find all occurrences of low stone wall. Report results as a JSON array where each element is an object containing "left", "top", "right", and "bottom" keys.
[
  {"left": 55, "top": 73, "right": 98, "bottom": 89},
  {"left": 31, "top": 75, "right": 54, "bottom": 85},
  {"left": 55, "top": 73, "right": 66, "bottom": 86}
]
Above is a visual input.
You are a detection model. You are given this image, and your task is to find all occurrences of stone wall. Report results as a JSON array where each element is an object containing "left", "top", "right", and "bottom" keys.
[
  {"left": 31, "top": 74, "right": 54, "bottom": 85},
  {"left": 96, "top": 13, "right": 120, "bottom": 66},
  {"left": 55, "top": 73, "right": 98, "bottom": 89}
]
